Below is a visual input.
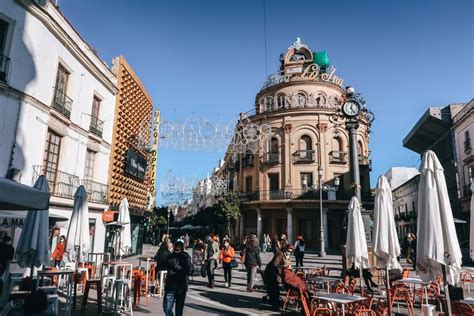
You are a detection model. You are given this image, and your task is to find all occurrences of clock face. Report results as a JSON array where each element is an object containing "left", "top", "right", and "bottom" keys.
[{"left": 342, "top": 100, "right": 360, "bottom": 117}]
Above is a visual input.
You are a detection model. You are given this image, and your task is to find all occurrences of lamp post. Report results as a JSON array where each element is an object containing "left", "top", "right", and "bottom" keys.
[
  {"left": 167, "top": 207, "right": 171, "bottom": 236},
  {"left": 311, "top": 167, "right": 340, "bottom": 257}
]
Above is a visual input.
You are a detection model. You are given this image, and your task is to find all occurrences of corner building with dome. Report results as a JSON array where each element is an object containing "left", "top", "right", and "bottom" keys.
[{"left": 218, "top": 39, "right": 373, "bottom": 252}]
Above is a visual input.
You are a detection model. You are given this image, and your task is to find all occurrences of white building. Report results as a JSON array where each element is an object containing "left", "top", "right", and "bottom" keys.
[
  {"left": 384, "top": 167, "right": 419, "bottom": 190},
  {"left": 0, "top": 0, "right": 117, "bottom": 254}
]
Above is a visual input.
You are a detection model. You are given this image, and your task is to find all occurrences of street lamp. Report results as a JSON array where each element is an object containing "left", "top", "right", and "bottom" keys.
[
  {"left": 167, "top": 207, "right": 171, "bottom": 236},
  {"left": 311, "top": 167, "right": 340, "bottom": 257}
]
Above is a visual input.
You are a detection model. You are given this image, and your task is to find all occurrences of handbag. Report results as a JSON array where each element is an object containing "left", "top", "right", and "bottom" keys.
[{"left": 230, "top": 259, "right": 238, "bottom": 268}]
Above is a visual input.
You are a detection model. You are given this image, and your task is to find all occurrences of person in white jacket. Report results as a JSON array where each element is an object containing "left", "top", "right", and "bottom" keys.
[{"left": 294, "top": 235, "right": 306, "bottom": 267}]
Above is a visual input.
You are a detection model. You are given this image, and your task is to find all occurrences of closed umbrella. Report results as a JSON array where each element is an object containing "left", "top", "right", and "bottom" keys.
[
  {"left": 118, "top": 198, "right": 132, "bottom": 257},
  {"left": 15, "top": 175, "right": 50, "bottom": 275},
  {"left": 66, "top": 185, "right": 90, "bottom": 263},
  {"left": 417, "top": 150, "right": 462, "bottom": 315},
  {"left": 470, "top": 182, "right": 474, "bottom": 261},
  {"left": 373, "top": 175, "right": 401, "bottom": 315},
  {"left": 346, "top": 196, "right": 369, "bottom": 294}
]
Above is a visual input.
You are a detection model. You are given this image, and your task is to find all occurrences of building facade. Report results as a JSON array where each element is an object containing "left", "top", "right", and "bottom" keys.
[
  {"left": 392, "top": 173, "right": 419, "bottom": 244},
  {"left": 217, "top": 39, "right": 373, "bottom": 251},
  {"left": 0, "top": 0, "right": 117, "bottom": 253},
  {"left": 452, "top": 100, "right": 474, "bottom": 215},
  {"left": 106, "top": 56, "right": 154, "bottom": 256}
]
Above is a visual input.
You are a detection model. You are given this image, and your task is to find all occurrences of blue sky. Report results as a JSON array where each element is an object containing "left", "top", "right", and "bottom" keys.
[{"left": 60, "top": 0, "right": 473, "bottom": 203}]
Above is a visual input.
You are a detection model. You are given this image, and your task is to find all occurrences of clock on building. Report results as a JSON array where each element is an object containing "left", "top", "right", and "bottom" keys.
[{"left": 342, "top": 99, "right": 361, "bottom": 118}]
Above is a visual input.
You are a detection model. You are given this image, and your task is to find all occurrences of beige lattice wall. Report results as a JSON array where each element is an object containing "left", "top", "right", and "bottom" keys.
[{"left": 108, "top": 56, "right": 153, "bottom": 214}]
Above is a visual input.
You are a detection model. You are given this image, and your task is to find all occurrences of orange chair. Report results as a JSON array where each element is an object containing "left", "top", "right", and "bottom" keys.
[
  {"left": 355, "top": 308, "right": 377, "bottom": 316},
  {"left": 452, "top": 301, "right": 474, "bottom": 315},
  {"left": 282, "top": 287, "right": 311, "bottom": 315},
  {"left": 390, "top": 283, "right": 414, "bottom": 315}
]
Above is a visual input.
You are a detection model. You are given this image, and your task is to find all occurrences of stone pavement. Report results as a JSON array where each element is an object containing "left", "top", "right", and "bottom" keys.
[{"left": 74, "top": 243, "right": 344, "bottom": 315}]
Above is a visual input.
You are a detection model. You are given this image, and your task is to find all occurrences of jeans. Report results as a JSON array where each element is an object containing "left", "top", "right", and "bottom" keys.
[
  {"left": 206, "top": 259, "right": 216, "bottom": 285},
  {"left": 223, "top": 262, "right": 232, "bottom": 284},
  {"left": 163, "top": 290, "right": 186, "bottom": 316},
  {"left": 246, "top": 266, "right": 257, "bottom": 287},
  {"left": 295, "top": 252, "right": 304, "bottom": 267}
]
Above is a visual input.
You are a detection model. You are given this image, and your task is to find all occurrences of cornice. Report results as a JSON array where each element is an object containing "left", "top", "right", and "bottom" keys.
[{"left": 14, "top": 0, "right": 118, "bottom": 95}]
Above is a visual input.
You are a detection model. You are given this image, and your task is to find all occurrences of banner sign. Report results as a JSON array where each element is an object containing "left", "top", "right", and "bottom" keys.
[
  {"left": 1, "top": 217, "right": 24, "bottom": 228},
  {"left": 102, "top": 210, "right": 114, "bottom": 222},
  {"left": 125, "top": 149, "right": 147, "bottom": 180},
  {"left": 150, "top": 110, "right": 160, "bottom": 194}
]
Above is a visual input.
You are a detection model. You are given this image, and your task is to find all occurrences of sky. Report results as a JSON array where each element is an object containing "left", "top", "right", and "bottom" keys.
[{"left": 59, "top": 0, "right": 473, "bottom": 204}]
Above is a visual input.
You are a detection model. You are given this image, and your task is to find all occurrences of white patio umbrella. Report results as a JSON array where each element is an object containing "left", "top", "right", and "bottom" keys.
[
  {"left": 417, "top": 150, "right": 462, "bottom": 315},
  {"left": 470, "top": 182, "right": 474, "bottom": 261},
  {"left": 373, "top": 175, "right": 401, "bottom": 315},
  {"left": 66, "top": 185, "right": 90, "bottom": 263},
  {"left": 346, "top": 196, "right": 369, "bottom": 293},
  {"left": 15, "top": 175, "right": 50, "bottom": 276},
  {"left": 118, "top": 198, "right": 132, "bottom": 257}
]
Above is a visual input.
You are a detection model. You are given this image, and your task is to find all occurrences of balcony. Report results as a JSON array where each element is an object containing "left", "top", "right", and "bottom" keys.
[
  {"left": 89, "top": 116, "right": 104, "bottom": 138},
  {"left": 264, "top": 152, "right": 280, "bottom": 164},
  {"left": 329, "top": 151, "right": 348, "bottom": 164},
  {"left": 0, "top": 54, "right": 10, "bottom": 82},
  {"left": 294, "top": 150, "right": 315, "bottom": 163},
  {"left": 243, "top": 155, "right": 254, "bottom": 168},
  {"left": 240, "top": 188, "right": 374, "bottom": 203},
  {"left": 33, "top": 165, "right": 79, "bottom": 199},
  {"left": 52, "top": 88, "right": 73, "bottom": 118},
  {"left": 240, "top": 191, "right": 260, "bottom": 202},
  {"left": 80, "top": 179, "right": 108, "bottom": 204}
]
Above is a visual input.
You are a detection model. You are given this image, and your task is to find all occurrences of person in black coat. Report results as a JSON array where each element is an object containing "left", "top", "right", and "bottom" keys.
[
  {"left": 162, "top": 241, "right": 193, "bottom": 316},
  {"left": 263, "top": 248, "right": 284, "bottom": 309},
  {"left": 155, "top": 239, "right": 172, "bottom": 279}
]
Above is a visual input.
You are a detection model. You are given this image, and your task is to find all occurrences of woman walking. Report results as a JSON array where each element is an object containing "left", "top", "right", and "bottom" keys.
[
  {"left": 219, "top": 238, "right": 235, "bottom": 287},
  {"left": 240, "top": 234, "right": 262, "bottom": 292},
  {"left": 294, "top": 235, "right": 305, "bottom": 267}
]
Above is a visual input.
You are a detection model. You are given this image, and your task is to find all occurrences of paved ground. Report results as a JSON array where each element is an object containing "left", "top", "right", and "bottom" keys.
[{"left": 73, "top": 244, "right": 345, "bottom": 315}]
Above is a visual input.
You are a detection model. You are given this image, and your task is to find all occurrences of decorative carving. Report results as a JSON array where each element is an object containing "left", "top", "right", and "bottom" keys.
[
  {"left": 283, "top": 124, "right": 292, "bottom": 133},
  {"left": 317, "top": 123, "right": 328, "bottom": 133},
  {"left": 47, "top": 116, "right": 68, "bottom": 136}
]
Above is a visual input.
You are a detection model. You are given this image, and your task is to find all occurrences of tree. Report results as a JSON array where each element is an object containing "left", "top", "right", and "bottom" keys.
[
  {"left": 148, "top": 212, "right": 167, "bottom": 244},
  {"left": 216, "top": 192, "right": 241, "bottom": 238}
]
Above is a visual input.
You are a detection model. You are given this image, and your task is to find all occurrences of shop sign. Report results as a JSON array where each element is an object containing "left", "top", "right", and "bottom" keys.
[
  {"left": 102, "top": 210, "right": 114, "bottom": 222},
  {"left": 149, "top": 110, "right": 160, "bottom": 194},
  {"left": 263, "top": 64, "right": 344, "bottom": 89},
  {"left": 1, "top": 217, "right": 24, "bottom": 228},
  {"left": 125, "top": 149, "right": 147, "bottom": 180}
]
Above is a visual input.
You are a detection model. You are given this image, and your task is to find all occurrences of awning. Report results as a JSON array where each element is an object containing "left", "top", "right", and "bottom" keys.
[
  {"left": 0, "top": 210, "right": 69, "bottom": 228},
  {"left": 0, "top": 177, "right": 50, "bottom": 210}
]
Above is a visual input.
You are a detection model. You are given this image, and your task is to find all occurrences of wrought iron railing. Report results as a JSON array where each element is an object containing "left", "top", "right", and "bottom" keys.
[
  {"left": 329, "top": 151, "right": 348, "bottom": 164},
  {"left": 240, "top": 188, "right": 374, "bottom": 203},
  {"left": 80, "top": 179, "right": 108, "bottom": 204},
  {"left": 243, "top": 155, "right": 254, "bottom": 168},
  {"left": 52, "top": 87, "right": 73, "bottom": 118},
  {"left": 294, "top": 150, "right": 315, "bottom": 163},
  {"left": 33, "top": 165, "right": 79, "bottom": 199},
  {"left": 0, "top": 54, "right": 10, "bottom": 82},
  {"left": 264, "top": 152, "right": 280, "bottom": 164},
  {"left": 89, "top": 116, "right": 104, "bottom": 138}
]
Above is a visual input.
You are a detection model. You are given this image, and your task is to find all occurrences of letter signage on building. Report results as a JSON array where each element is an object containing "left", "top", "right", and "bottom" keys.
[
  {"left": 125, "top": 149, "right": 147, "bottom": 181},
  {"left": 149, "top": 110, "right": 160, "bottom": 194}
]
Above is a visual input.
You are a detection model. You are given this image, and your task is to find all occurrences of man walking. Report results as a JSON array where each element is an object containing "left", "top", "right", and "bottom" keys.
[
  {"left": 163, "top": 241, "right": 192, "bottom": 316},
  {"left": 204, "top": 235, "right": 219, "bottom": 288}
]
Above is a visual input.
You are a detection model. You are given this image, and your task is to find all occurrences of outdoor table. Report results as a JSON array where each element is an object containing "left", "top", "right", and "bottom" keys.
[
  {"left": 307, "top": 276, "right": 341, "bottom": 293},
  {"left": 36, "top": 269, "right": 74, "bottom": 316},
  {"left": 461, "top": 298, "right": 474, "bottom": 305},
  {"left": 395, "top": 277, "right": 431, "bottom": 308},
  {"left": 138, "top": 257, "right": 155, "bottom": 297},
  {"left": 293, "top": 265, "right": 323, "bottom": 275},
  {"left": 314, "top": 293, "right": 366, "bottom": 316},
  {"left": 101, "top": 261, "right": 133, "bottom": 314}
]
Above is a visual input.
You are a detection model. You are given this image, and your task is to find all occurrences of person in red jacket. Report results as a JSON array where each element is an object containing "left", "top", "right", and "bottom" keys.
[
  {"left": 219, "top": 238, "right": 235, "bottom": 288},
  {"left": 51, "top": 236, "right": 66, "bottom": 268}
]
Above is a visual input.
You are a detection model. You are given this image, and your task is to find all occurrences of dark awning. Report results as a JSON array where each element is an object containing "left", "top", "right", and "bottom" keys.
[{"left": 0, "top": 177, "right": 50, "bottom": 210}]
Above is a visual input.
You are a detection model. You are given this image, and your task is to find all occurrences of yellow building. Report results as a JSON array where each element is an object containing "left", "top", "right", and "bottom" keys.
[{"left": 218, "top": 39, "right": 372, "bottom": 251}]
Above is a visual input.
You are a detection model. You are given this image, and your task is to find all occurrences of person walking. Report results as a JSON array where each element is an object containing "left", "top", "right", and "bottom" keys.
[
  {"left": 241, "top": 234, "right": 262, "bottom": 292},
  {"left": 271, "top": 234, "right": 281, "bottom": 254},
  {"left": 155, "top": 238, "right": 172, "bottom": 280},
  {"left": 219, "top": 238, "right": 235, "bottom": 288},
  {"left": 406, "top": 233, "right": 417, "bottom": 269},
  {"left": 294, "top": 235, "right": 306, "bottom": 267},
  {"left": 280, "top": 234, "right": 288, "bottom": 249},
  {"left": 162, "top": 241, "right": 193, "bottom": 316},
  {"left": 204, "top": 235, "right": 219, "bottom": 288},
  {"left": 184, "top": 234, "right": 190, "bottom": 249},
  {"left": 0, "top": 235, "right": 14, "bottom": 275},
  {"left": 51, "top": 235, "right": 66, "bottom": 268}
]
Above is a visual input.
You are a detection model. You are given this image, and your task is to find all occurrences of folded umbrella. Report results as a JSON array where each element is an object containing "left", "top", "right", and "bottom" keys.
[
  {"left": 15, "top": 176, "right": 50, "bottom": 273},
  {"left": 118, "top": 198, "right": 132, "bottom": 257},
  {"left": 66, "top": 185, "right": 90, "bottom": 263}
]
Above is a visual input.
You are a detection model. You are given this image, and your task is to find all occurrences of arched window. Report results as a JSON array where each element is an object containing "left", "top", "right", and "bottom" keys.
[
  {"left": 264, "top": 96, "right": 274, "bottom": 112},
  {"left": 270, "top": 137, "right": 279, "bottom": 153},
  {"left": 357, "top": 141, "right": 364, "bottom": 155},
  {"left": 298, "top": 135, "right": 313, "bottom": 161},
  {"left": 266, "top": 136, "right": 280, "bottom": 163},
  {"left": 296, "top": 93, "right": 306, "bottom": 107},
  {"left": 277, "top": 94, "right": 286, "bottom": 109},
  {"left": 331, "top": 137, "right": 344, "bottom": 163}
]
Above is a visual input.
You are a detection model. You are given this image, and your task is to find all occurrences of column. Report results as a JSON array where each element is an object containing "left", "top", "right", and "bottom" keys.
[
  {"left": 323, "top": 208, "right": 329, "bottom": 248},
  {"left": 347, "top": 122, "right": 361, "bottom": 201},
  {"left": 287, "top": 207, "right": 293, "bottom": 244},
  {"left": 256, "top": 208, "right": 262, "bottom": 244},
  {"left": 239, "top": 211, "right": 245, "bottom": 241}
]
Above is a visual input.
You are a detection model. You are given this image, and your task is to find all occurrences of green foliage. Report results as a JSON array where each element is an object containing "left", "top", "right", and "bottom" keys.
[{"left": 216, "top": 192, "right": 241, "bottom": 224}]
